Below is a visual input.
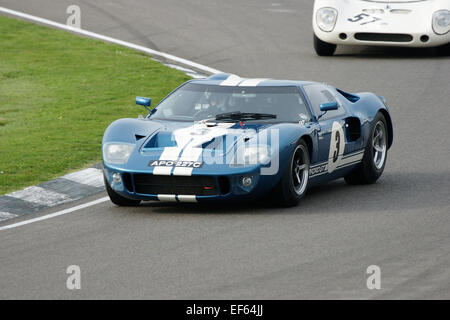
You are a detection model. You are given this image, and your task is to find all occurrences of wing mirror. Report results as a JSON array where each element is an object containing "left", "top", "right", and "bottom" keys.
[
  {"left": 136, "top": 96, "right": 151, "bottom": 107},
  {"left": 319, "top": 101, "right": 339, "bottom": 112}
]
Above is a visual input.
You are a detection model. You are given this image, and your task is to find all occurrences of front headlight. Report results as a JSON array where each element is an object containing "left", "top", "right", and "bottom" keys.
[
  {"left": 103, "top": 143, "right": 135, "bottom": 164},
  {"left": 316, "top": 7, "right": 338, "bottom": 32},
  {"left": 433, "top": 10, "right": 450, "bottom": 35},
  {"left": 241, "top": 145, "right": 271, "bottom": 165}
]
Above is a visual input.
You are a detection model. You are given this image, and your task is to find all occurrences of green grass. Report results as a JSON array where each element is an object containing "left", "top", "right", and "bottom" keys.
[{"left": 0, "top": 15, "right": 190, "bottom": 195}]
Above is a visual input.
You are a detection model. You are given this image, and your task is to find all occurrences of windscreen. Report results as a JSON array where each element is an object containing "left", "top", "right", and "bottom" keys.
[{"left": 150, "top": 83, "right": 311, "bottom": 123}]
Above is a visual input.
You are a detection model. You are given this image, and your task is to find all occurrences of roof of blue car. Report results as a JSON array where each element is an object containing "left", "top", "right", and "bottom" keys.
[{"left": 189, "top": 73, "right": 317, "bottom": 87}]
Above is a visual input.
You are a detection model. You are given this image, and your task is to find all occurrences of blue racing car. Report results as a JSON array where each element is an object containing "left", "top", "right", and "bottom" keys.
[{"left": 102, "top": 73, "right": 393, "bottom": 206}]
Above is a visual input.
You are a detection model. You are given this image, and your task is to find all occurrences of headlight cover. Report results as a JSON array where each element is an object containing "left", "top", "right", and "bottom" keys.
[
  {"left": 316, "top": 7, "right": 338, "bottom": 32},
  {"left": 103, "top": 143, "right": 135, "bottom": 164},
  {"left": 241, "top": 145, "right": 271, "bottom": 166},
  {"left": 433, "top": 10, "right": 450, "bottom": 35}
]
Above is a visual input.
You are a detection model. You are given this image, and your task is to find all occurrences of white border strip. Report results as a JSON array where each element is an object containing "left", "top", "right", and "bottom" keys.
[
  {"left": 7, "top": 186, "right": 72, "bottom": 206},
  {"left": 0, "top": 7, "right": 223, "bottom": 75},
  {"left": 0, "top": 212, "right": 18, "bottom": 222},
  {"left": 0, "top": 197, "right": 109, "bottom": 231},
  {"left": 62, "top": 168, "right": 104, "bottom": 188}
]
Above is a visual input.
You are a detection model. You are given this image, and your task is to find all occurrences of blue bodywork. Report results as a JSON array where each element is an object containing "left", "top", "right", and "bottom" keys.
[{"left": 102, "top": 74, "right": 393, "bottom": 203}]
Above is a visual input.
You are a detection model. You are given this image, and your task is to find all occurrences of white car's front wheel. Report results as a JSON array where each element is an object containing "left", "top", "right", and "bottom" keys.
[
  {"left": 314, "top": 34, "right": 337, "bottom": 56},
  {"left": 437, "top": 42, "right": 450, "bottom": 56}
]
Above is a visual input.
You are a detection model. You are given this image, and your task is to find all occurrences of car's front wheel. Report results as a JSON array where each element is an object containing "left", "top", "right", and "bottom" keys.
[
  {"left": 314, "top": 34, "right": 337, "bottom": 56},
  {"left": 345, "top": 112, "right": 388, "bottom": 185},
  {"left": 277, "top": 140, "right": 310, "bottom": 207},
  {"left": 104, "top": 176, "right": 141, "bottom": 206},
  {"left": 437, "top": 42, "right": 450, "bottom": 56}
]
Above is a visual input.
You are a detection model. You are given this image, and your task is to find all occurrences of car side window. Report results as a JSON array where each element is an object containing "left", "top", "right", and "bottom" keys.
[{"left": 303, "top": 84, "right": 345, "bottom": 121}]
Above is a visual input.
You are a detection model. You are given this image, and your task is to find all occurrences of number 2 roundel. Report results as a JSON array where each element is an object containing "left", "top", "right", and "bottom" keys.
[{"left": 328, "top": 121, "right": 345, "bottom": 173}]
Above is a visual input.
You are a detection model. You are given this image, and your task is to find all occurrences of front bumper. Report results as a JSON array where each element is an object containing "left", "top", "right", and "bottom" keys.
[
  {"left": 314, "top": 26, "right": 450, "bottom": 48},
  {"left": 103, "top": 164, "right": 277, "bottom": 203}
]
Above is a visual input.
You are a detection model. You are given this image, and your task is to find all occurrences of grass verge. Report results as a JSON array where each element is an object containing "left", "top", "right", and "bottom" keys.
[{"left": 0, "top": 15, "right": 190, "bottom": 195}]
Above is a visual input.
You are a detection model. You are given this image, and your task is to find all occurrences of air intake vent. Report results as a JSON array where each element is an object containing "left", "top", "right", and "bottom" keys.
[
  {"left": 122, "top": 173, "right": 134, "bottom": 192},
  {"left": 133, "top": 174, "right": 219, "bottom": 196},
  {"left": 390, "top": 9, "right": 412, "bottom": 14},
  {"left": 135, "top": 134, "right": 146, "bottom": 141},
  {"left": 354, "top": 33, "right": 413, "bottom": 43}
]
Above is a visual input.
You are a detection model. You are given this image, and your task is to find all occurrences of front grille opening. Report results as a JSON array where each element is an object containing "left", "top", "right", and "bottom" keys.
[
  {"left": 390, "top": 9, "right": 412, "bottom": 15},
  {"left": 133, "top": 174, "right": 219, "bottom": 196},
  {"left": 354, "top": 33, "right": 413, "bottom": 43},
  {"left": 122, "top": 173, "right": 134, "bottom": 192},
  {"left": 218, "top": 176, "right": 231, "bottom": 195}
]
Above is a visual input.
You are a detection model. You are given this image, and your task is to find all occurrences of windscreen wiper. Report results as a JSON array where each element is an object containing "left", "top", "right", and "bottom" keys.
[{"left": 215, "top": 111, "right": 277, "bottom": 121}]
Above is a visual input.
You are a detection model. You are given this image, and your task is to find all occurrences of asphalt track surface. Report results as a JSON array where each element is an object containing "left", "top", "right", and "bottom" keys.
[{"left": 1, "top": 0, "right": 449, "bottom": 299}]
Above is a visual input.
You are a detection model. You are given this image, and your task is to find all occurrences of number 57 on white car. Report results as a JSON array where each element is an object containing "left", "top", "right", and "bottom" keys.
[{"left": 312, "top": 0, "right": 450, "bottom": 56}]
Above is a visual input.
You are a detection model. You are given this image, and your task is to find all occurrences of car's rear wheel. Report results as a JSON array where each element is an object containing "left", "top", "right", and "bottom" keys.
[
  {"left": 104, "top": 176, "right": 141, "bottom": 206},
  {"left": 277, "top": 140, "right": 310, "bottom": 206},
  {"left": 314, "top": 34, "right": 337, "bottom": 56},
  {"left": 344, "top": 113, "right": 388, "bottom": 185}
]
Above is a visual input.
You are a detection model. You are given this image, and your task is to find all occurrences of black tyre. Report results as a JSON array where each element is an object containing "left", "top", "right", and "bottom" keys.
[
  {"left": 277, "top": 140, "right": 310, "bottom": 207},
  {"left": 104, "top": 176, "right": 141, "bottom": 206},
  {"left": 344, "top": 113, "right": 388, "bottom": 185},
  {"left": 436, "top": 42, "right": 450, "bottom": 56},
  {"left": 314, "top": 34, "right": 337, "bottom": 56}
]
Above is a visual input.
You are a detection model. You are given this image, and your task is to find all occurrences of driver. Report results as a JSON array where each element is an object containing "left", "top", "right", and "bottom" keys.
[{"left": 208, "top": 92, "right": 227, "bottom": 113}]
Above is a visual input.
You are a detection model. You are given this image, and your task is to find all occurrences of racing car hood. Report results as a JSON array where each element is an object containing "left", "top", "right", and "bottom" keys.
[
  {"left": 141, "top": 121, "right": 262, "bottom": 149},
  {"left": 139, "top": 120, "right": 271, "bottom": 158},
  {"left": 315, "top": 0, "right": 443, "bottom": 33}
]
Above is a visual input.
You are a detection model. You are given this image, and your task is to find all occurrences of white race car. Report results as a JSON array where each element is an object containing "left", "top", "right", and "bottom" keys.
[{"left": 312, "top": 0, "right": 450, "bottom": 56}]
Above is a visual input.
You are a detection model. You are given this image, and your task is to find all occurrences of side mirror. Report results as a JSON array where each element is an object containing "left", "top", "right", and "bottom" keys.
[
  {"left": 136, "top": 96, "right": 151, "bottom": 107},
  {"left": 320, "top": 101, "right": 339, "bottom": 112}
]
